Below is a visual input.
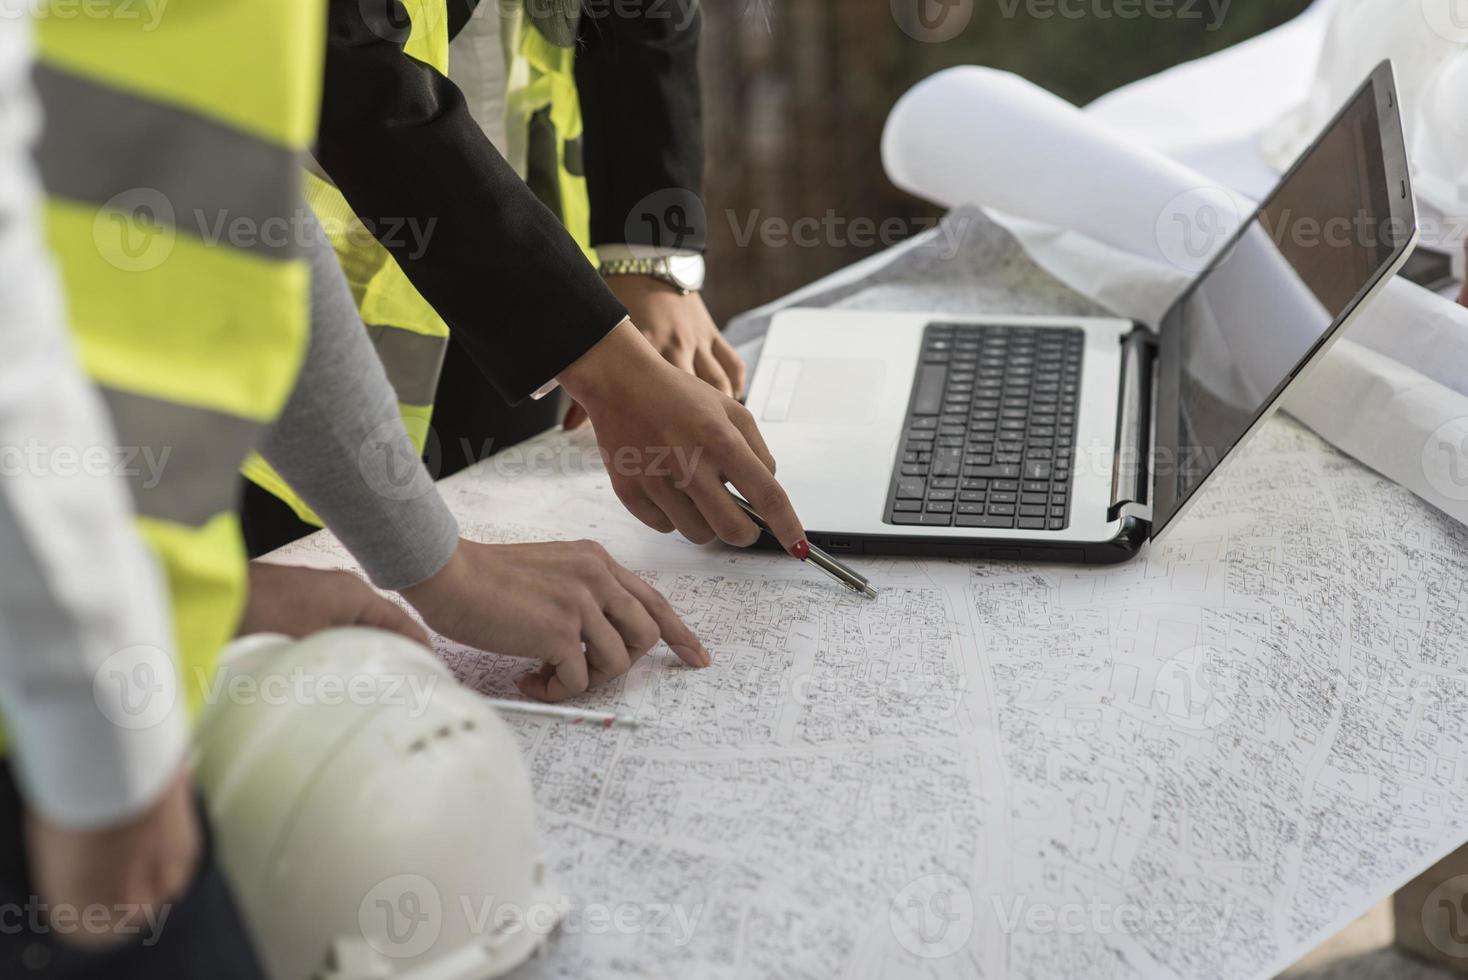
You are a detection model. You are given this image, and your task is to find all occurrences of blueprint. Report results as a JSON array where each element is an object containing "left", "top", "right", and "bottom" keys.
[{"left": 270, "top": 417, "right": 1468, "bottom": 980}]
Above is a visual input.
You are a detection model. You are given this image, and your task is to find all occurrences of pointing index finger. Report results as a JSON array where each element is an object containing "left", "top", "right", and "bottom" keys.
[
  {"left": 723, "top": 450, "right": 806, "bottom": 556},
  {"left": 612, "top": 566, "right": 711, "bottom": 668}
]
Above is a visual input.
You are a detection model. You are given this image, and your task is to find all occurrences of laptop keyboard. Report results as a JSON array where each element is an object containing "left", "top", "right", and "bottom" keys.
[{"left": 885, "top": 322, "right": 1084, "bottom": 531}]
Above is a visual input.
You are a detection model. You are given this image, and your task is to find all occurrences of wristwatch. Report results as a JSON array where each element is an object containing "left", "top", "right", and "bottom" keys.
[{"left": 597, "top": 254, "right": 706, "bottom": 294}]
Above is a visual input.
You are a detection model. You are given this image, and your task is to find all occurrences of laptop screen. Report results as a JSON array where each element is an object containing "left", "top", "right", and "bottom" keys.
[{"left": 1150, "top": 62, "right": 1415, "bottom": 538}]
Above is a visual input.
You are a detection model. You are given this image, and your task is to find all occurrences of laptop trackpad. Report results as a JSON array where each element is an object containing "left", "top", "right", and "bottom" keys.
[{"left": 760, "top": 358, "right": 887, "bottom": 424}]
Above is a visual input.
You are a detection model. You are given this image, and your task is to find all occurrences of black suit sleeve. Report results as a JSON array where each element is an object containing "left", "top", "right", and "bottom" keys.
[
  {"left": 575, "top": 0, "right": 706, "bottom": 251},
  {"left": 316, "top": 0, "right": 628, "bottom": 404}
]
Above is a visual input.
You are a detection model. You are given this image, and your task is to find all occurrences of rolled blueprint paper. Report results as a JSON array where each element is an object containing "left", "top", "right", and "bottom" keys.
[
  {"left": 881, "top": 66, "right": 1468, "bottom": 400},
  {"left": 1285, "top": 338, "right": 1468, "bottom": 525},
  {"left": 882, "top": 67, "right": 1251, "bottom": 277}
]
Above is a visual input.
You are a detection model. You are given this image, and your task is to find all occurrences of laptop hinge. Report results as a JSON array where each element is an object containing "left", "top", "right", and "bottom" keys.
[{"left": 1109, "top": 324, "right": 1156, "bottom": 522}]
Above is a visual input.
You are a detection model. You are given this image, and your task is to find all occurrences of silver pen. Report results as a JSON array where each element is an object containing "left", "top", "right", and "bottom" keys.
[{"left": 731, "top": 496, "right": 879, "bottom": 600}]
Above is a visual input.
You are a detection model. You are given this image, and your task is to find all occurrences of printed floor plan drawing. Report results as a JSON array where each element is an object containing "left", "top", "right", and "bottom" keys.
[{"left": 272, "top": 417, "right": 1468, "bottom": 979}]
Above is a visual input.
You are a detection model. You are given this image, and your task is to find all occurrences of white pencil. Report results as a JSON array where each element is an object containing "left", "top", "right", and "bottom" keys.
[{"left": 485, "top": 699, "right": 640, "bottom": 729}]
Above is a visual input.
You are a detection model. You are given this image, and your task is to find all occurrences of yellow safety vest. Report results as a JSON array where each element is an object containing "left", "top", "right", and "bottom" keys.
[
  {"left": 246, "top": 0, "right": 593, "bottom": 524},
  {"left": 34, "top": 2, "right": 323, "bottom": 715}
]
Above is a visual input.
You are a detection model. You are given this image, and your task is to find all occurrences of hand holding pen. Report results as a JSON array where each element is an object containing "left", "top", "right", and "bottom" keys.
[{"left": 730, "top": 496, "right": 879, "bottom": 599}]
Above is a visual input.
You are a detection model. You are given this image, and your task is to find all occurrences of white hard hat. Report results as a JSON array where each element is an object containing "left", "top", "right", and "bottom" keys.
[{"left": 191, "top": 628, "right": 561, "bottom": 980}]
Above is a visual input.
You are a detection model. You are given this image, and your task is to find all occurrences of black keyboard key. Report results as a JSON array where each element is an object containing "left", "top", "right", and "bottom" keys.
[
  {"left": 926, "top": 501, "right": 954, "bottom": 514},
  {"left": 1018, "top": 518, "right": 1047, "bottom": 530},
  {"left": 894, "top": 512, "right": 954, "bottom": 526},
  {"left": 928, "top": 489, "right": 956, "bottom": 502},
  {"left": 1019, "top": 505, "right": 1047, "bottom": 517},
  {"left": 896, "top": 479, "right": 926, "bottom": 499},
  {"left": 1023, "top": 461, "right": 1052, "bottom": 480},
  {"left": 963, "top": 464, "right": 1019, "bottom": 480},
  {"left": 912, "top": 365, "right": 947, "bottom": 415},
  {"left": 894, "top": 500, "right": 922, "bottom": 512},
  {"left": 988, "top": 504, "right": 1016, "bottom": 516},
  {"left": 958, "top": 514, "right": 1014, "bottom": 529}
]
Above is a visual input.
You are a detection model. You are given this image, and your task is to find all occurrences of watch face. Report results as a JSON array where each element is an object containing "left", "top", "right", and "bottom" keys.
[{"left": 666, "top": 254, "right": 706, "bottom": 292}]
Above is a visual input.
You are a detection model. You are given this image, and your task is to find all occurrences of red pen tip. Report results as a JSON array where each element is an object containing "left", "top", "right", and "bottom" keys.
[{"left": 790, "top": 539, "right": 810, "bottom": 561}]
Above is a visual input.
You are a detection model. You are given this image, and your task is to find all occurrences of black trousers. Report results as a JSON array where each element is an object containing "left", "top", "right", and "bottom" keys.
[
  {"left": 0, "top": 767, "right": 266, "bottom": 979},
  {"left": 241, "top": 334, "right": 561, "bottom": 558}
]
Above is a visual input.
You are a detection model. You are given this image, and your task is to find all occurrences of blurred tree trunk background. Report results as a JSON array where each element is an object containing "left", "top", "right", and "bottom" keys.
[{"left": 698, "top": 0, "right": 1314, "bottom": 322}]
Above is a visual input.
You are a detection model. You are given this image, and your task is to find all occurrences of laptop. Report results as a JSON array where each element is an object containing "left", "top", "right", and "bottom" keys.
[{"left": 745, "top": 60, "right": 1416, "bottom": 565}]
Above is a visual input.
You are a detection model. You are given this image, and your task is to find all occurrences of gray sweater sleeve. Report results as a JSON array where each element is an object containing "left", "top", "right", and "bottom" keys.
[{"left": 256, "top": 206, "right": 460, "bottom": 590}]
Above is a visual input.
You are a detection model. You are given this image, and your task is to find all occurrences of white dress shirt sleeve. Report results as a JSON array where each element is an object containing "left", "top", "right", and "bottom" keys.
[{"left": 0, "top": 16, "right": 187, "bottom": 830}]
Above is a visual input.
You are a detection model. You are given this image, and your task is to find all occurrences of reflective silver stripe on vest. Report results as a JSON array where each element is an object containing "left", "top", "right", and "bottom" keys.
[
  {"left": 365, "top": 325, "right": 450, "bottom": 407},
  {"left": 33, "top": 65, "right": 300, "bottom": 262},
  {"left": 99, "top": 387, "right": 263, "bottom": 527}
]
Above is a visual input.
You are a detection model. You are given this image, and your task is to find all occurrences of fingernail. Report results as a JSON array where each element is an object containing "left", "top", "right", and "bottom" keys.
[
  {"left": 789, "top": 539, "right": 810, "bottom": 561},
  {"left": 673, "top": 644, "right": 711, "bottom": 668}
]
